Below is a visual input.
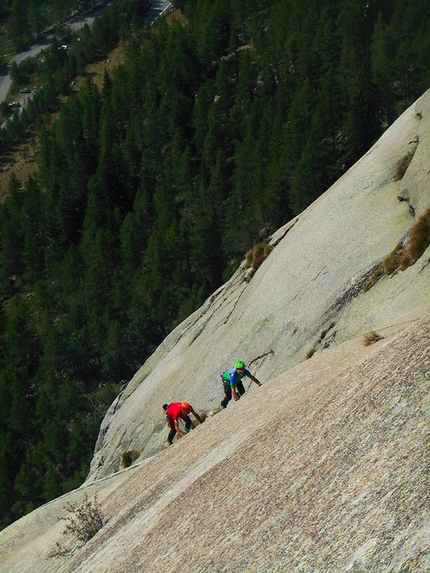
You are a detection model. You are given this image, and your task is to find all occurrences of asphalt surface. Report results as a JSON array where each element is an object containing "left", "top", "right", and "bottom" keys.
[
  {"left": 143, "top": 0, "right": 173, "bottom": 24},
  {"left": 0, "top": 36, "right": 52, "bottom": 104},
  {"left": 0, "top": 0, "right": 172, "bottom": 104}
]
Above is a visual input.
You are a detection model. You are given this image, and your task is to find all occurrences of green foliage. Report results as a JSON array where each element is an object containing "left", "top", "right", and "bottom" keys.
[
  {"left": 49, "top": 493, "right": 104, "bottom": 558},
  {"left": 121, "top": 450, "right": 141, "bottom": 468},
  {"left": 7, "top": 0, "right": 31, "bottom": 52},
  {"left": 364, "top": 244, "right": 404, "bottom": 291},
  {"left": 319, "top": 322, "right": 335, "bottom": 342},
  {"left": 1, "top": 0, "right": 430, "bottom": 530},
  {"left": 343, "top": 61, "right": 382, "bottom": 168}
]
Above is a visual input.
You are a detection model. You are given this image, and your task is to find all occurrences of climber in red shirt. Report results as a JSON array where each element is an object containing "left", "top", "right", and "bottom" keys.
[{"left": 162, "top": 402, "right": 203, "bottom": 445}]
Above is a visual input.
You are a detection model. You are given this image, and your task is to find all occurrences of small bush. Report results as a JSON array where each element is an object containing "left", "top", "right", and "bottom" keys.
[
  {"left": 48, "top": 493, "right": 104, "bottom": 559},
  {"left": 364, "top": 244, "right": 403, "bottom": 291},
  {"left": 400, "top": 206, "right": 430, "bottom": 270},
  {"left": 121, "top": 450, "right": 141, "bottom": 469},
  {"left": 383, "top": 244, "right": 404, "bottom": 274}
]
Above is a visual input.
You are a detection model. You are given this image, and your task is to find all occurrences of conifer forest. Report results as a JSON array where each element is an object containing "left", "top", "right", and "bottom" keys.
[{"left": 0, "top": 0, "right": 429, "bottom": 528}]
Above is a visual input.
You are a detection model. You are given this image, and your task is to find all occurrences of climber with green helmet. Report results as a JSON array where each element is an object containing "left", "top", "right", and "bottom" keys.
[{"left": 220, "top": 360, "right": 262, "bottom": 408}]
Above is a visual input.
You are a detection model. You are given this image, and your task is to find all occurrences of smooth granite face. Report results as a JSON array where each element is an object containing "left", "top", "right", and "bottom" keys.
[
  {"left": 0, "top": 91, "right": 429, "bottom": 573},
  {"left": 86, "top": 89, "right": 430, "bottom": 482}
]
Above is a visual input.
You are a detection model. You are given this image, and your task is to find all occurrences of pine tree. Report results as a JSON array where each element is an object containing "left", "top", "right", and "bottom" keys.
[
  {"left": 343, "top": 61, "right": 381, "bottom": 167},
  {"left": 7, "top": 0, "right": 31, "bottom": 51}
]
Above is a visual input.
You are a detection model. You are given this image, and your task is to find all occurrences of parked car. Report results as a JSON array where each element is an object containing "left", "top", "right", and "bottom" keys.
[
  {"left": 20, "top": 88, "right": 31, "bottom": 93},
  {"left": 8, "top": 101, "right": 21, "bottom": 107}
]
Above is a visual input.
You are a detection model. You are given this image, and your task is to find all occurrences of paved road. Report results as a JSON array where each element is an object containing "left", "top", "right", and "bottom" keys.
[
  {"left": 143, "top": 0, "right": 173, "bottom": 25},
  {"left": 0, "top": 0, "right": 172, "bottom": 104},
  {"left": 0, "top": 3, "right": 110, "bottom": 104},
  {"left": 0, "top": 36, "right": 54, "bottom": 104}
]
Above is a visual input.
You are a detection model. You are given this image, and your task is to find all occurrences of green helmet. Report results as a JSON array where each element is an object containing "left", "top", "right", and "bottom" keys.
[{"left": 236, "top": 360, "right": 245, "bottom": 369}]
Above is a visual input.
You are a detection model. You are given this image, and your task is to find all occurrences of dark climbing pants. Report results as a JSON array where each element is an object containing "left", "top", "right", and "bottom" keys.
[
  {"left": 167, "top": 415, "right": 192, "bottom": 444},
  {"left": 221, "top": 380, "right": 245, "bottom": 408}
]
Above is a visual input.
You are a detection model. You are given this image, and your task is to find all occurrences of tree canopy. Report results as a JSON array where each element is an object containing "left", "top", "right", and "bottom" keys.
[{"left": 1, "top": 0, "right": 429, "bottom": 528}]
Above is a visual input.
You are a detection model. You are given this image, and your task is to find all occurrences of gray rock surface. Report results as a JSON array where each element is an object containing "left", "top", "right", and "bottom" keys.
[
  {"left": 0, "top": 90, "right": 429, "bottom": 573},
  {"left": 0, "top": 311, "right": 428, "bottom": 572},
  {"left": 87, "top": 88, "right": 430, "bottom": 481}
]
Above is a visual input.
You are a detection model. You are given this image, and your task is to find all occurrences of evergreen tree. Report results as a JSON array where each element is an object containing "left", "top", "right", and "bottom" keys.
[
  {"left": 343, "top": 61, "right": 381, "bottom": 167},
  {"left": 28, "top": 0, "right": 47, "bottom": 38},
  {"left": 7, "top": 0, "right": 31, "bottom": 51},
  {"left": 1, "top": 0, "right": 430, "bottom": 529}
]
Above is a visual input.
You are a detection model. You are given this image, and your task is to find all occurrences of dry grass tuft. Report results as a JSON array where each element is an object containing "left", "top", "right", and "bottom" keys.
[
  {"left": 400, "top": 206, "right": 430, "bottom": 270},
  {"left": 393, "top": 150, "right": 415, "bottom": 181},
  {"left": 362, "top": 331, "right": 384, "bottom": 346},
  {"left": 244, "top": 242, "right": 273, "bottom": 281},
  {"left": 120, "top": 450, "right": 141, "bottom": 469}
]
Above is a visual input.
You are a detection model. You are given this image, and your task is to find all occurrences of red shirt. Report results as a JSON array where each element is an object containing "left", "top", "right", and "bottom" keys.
[{"left": 166, "top": 402, "right": 186, "bottom": 421}]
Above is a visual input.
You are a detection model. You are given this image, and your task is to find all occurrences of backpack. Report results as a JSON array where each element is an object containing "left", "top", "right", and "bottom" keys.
[{"left": 220, "top": 371, "right": 231, "bottom": 391}]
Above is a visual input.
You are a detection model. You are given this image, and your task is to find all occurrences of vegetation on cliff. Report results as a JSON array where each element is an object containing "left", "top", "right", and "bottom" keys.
[{"left": 0, "top": 0, "right": 429, "bottom": 528}]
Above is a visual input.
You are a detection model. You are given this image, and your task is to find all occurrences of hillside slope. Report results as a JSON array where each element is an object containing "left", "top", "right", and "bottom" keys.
[
  {"left": 0, "top": 89, "right": 429, "bottom": 572},
  {"left": 86, "top": 88, "right": 430, "bottom": 481},
  {"left": 0, "top": 311, "right": 428, "bottom": 572}
]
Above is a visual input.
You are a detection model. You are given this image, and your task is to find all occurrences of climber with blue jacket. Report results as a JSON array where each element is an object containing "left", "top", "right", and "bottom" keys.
[{"left": 221, "top": 360, "right": 262, "bottom": 408}]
